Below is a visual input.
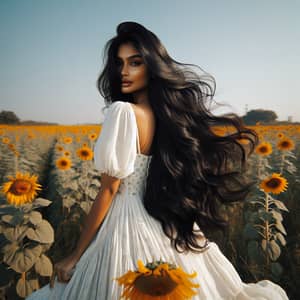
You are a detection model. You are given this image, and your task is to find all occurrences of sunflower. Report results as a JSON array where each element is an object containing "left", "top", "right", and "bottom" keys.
[
  {"left": 27, "top": 133, "right": 35, "bottom": 139},
  {"left": 260, "top": 173, "right": 288, "bottom": 194},
  {"left": 64, "top": 150, "right": 71, "bottom": 156},
  {"left": 56, "top": 145, "right": 64, "bottom": 152},
  {"left": 255, "top": 142, "right": 272, "bottom": 156},
  {"left": 88, "top": 133, "right": 98, "bottom": 141},
  {"left": 1, "top": 172, "right": 42, "bottom": 206},
  {"left": 2, "top": 137, "right": 10, "bottom": 144},
  {"left": 56, "top": 156, "right": 72, "bottom": 170},
  {"left": 277, "top": 133, "right": 284, "bottom": 139},
  {"left": 13, "top": 150, "right": 20, "bottom": 157},
  {"left": 76, "top": 146, "right": 93, "bottom": 161},
  {"left": 277, "top": 137, "right": 295, "bottom": 151},
  {"left": 115, "top": 260, "right": 200, "bottom": 300},
  {"left": 8, "top": 143, "right": 16, "bottom": 151},
  {"left": 63, "top": 137, "right": 73, "bottom": 144}
]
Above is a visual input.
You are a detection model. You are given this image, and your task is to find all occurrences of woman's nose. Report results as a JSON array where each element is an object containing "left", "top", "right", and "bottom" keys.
[{"left": 121, "top": 63, "right": 129, "bottom": 75}]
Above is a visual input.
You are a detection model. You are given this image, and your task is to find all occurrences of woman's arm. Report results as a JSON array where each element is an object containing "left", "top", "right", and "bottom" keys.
[
  {"left": 51, "top": 174, "right": 121, "bottom": 286},
  {"left": 71, "top": 174, "right": 121, "bottom": 261}
]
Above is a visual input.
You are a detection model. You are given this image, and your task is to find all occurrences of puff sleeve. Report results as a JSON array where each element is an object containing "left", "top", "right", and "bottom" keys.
[{"left": 93, "top": 101, "right": 137, "bottom": 179}]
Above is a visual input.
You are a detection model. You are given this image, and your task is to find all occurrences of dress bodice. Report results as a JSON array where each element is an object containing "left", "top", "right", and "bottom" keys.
[{"left": 117, "top": 154, "right": 152, "bottom": 196}]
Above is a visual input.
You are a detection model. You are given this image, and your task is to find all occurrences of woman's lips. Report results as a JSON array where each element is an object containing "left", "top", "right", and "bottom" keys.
[{"left": 122, "top": 81, "right": 132, "bottom": 86}]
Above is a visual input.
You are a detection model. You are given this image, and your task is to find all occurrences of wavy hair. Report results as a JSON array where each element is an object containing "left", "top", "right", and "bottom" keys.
[{"left": 97, "top": 21, "right": 259, "bottom": 253}]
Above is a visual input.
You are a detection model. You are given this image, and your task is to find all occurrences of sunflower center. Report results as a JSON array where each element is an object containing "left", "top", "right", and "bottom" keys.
[
  {"left": 10, "top": 180, "right": 32, "bottom": 195},
  {"left": 266, "top": 178, "right": 280, "bottom": 189},
  {"left": 259, "top": 146, "right": 267, "bottom": 153},
  {"left": 134, "top": 273, "right": 177, "bottom": 296},
  {"left": 280, "top": 141, "right": 290, "bottom": 148},
  {"left": 60, "top": 160, "right": 68, "bottom": 166},
  {"left": 81, "top": 150, "right": 89, "bottom": 157}
]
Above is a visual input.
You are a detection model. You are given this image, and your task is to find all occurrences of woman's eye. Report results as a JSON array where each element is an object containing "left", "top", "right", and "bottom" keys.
[
  {"left": 131, "top": 61, "right": 141, "bottom": 66},
  {"left": 116, "top": 60, "right": 142, "bottom": 67}
]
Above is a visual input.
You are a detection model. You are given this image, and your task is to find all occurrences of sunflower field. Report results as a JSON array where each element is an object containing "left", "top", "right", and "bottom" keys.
[{"left": 0, "top": 124, "right": 299, "bottom": 299}]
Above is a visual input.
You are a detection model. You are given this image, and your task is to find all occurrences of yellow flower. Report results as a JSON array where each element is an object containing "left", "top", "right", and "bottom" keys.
[
  {"left": 255, "top": 142, "right": 272, "bottom": 156},
  {"left": 27, "top": 133, "right": 35, "bottom": 139},
  {"left": 2, "top": 172, "right": 42, "bottom": 206},
  {"left": 64, "top": 150, "right": 71, "bottom": 156},
  {"left": 56, "top": 145, "right": 64, "bottom": 152},
  {"left": 115, "top": 260, "right": 200, "bottom": 300},
  {"left": 260, "top": 173, "right": 288, "bottom": 194},
  {"left": 76, "top": 146, "right": 93, "bottom": 161},
  {"left": 56, "top": 157, "right": 72, "bottom": 170},
  {"left": 277, "top": 133, "right": 284, "bottom": 139},
  {"left": 277, "top": 137, "right": 295, "bottom": 151},
  {"left": 63, "top": 137, "right": 73, "bottom": 144},
  {"left": 2, "top": 137, "right": 10, "bottom": 144},
  {"left": 8, "top": 143, "right": 16, "bottom": 151},
  {"left": 88, "top": 133, "right": 98, "bottom": 141}
]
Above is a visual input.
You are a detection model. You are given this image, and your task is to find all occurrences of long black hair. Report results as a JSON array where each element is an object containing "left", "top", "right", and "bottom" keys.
[{"left": 97, "top": 21, "right": 259, "bottom": 253}]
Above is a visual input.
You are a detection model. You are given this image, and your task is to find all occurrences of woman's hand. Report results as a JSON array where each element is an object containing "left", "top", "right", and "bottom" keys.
[{"left": 50, "top": 253, "right": 78, "bottom": 288}]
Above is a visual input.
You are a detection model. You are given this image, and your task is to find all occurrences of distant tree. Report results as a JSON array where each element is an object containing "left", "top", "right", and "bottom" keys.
[
  {"left": 242, "top": 109, "right": 278, "bottom": 125},
  {"left": 0, "top": 110, "right": 20, "bottom": 124}
]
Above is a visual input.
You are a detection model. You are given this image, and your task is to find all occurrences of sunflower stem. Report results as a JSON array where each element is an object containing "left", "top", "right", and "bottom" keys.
[
  {"left": 14, "top": 149, "right": 19, "bottom": 174},
  {"left": 257, "top": 156, "right": 262, "bottom": 179},
  {"left": 264, "top": 192, "right": 270, "bottom": 278},
  {"left": 279, "top": 152, "right": 285, "bottom": 174}
]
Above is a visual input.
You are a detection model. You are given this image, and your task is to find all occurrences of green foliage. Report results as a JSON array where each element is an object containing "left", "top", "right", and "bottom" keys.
[
  {"left": 242, "top": 109, "right": 278, "bottom": 125},
  {"left": 0, "top": 198, "right": 54, "bottom": 298},
  {"left": 0, "top": 111, "right": 20, "bottom": 124}
]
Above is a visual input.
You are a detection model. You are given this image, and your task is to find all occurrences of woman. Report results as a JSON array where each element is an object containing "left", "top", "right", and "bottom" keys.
[{"left": 26, "top": 21, "right": 289, "bottom": 299}]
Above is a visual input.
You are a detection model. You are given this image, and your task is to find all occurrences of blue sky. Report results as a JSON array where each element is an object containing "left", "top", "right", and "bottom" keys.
[{"left": 1, "top": 0, "right": 299, "bottom": 124}]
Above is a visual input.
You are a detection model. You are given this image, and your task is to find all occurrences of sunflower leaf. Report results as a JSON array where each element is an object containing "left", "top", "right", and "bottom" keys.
[
  {"left": 62, "top": 196, "right": 76, "bottom": 209},
  {"left": 28, "top": 211, "right": 43, "bottom": 225},
  {"left": 275, "top": 221, "right": 287, "bottom": 235},
  {"left": 261, "top": 239, "right": 267, "bottom": 251},
  {"left": 34, "top": 254, "right": 53, "bottom": 276},
  {"left": 0, "top": 205, "right": 19, "bottom": 215},
  {"left": 32, "top": 198, "right": 52, "bottom": 208},
  {"left": 272, "top": 200, "right": 289, "bottom": 212},
  {"left": 87, "top": 188, "right": 98, "bottom": 200},
  {"left": 4, "top": 244, "right": 42, "bottom": 273},
  {"left": 275, "top": 232, "right": 286, "bottom": 246},
  {"left": 271, "top": 210, "right": 283, "bottom": 222},
  {"left": 2, "top": 211, "right": 24, "bottom": 226},
  {"left": 3, "top": 225, "right": 28, "bottom": 242},
  {"left": 267, "top": 240, "right": 281, "bottom": 261},
  {"left": 3, "top": 241, "right": 20, "bottom": 262},
  {"left": 16, "top": 277, "right": 39, "bottom": 298},
  {"left": 26, "top": 220, "right": 54, "bottom": 244},
  {"left": 80, "top": 201, "right": 93, "bottom": 214}
]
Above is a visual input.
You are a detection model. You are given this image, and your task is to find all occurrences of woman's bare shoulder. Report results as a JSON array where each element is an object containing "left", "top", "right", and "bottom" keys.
[{"left": 129, "top": 103, "right": 156, "bottom": 154}]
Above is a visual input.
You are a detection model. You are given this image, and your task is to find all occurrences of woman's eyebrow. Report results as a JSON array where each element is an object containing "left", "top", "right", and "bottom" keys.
[{"left": 116, "top": 54, "right": 142, "bottom": 60}]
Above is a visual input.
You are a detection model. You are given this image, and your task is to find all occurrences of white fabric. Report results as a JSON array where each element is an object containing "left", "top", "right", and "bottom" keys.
[
  {"left": 93, "top": 101, "right": 137, "bottom": 179},
  {"left": 26, "top": 101, "right": 289, "bottom": 300}
]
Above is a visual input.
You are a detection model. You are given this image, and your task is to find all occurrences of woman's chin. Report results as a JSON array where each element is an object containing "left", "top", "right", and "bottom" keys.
[{"left": 121, "top": 87, "right": 135, "bottom": 93}]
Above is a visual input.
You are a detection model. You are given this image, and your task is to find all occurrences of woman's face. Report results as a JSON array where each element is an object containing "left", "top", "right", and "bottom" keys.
[{"left": 116, "top": 42, "right": 149, "bottom": 94}]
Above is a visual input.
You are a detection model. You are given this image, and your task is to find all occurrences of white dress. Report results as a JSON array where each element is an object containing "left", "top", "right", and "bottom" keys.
[{"left": 26, "top": 101, "right": 289, "bottom": 300}]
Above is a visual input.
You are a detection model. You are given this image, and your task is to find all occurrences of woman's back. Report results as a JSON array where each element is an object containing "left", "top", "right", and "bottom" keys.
[{"left": 129, "top": 102, "right": 156, "bottom": 156}]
